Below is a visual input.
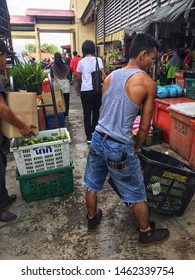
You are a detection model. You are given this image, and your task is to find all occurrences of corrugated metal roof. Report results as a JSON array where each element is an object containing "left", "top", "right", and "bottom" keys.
[
  {"left": 10, "top": 15, "right": 35, "bottom": 24},
  {"left": 125, "top": 0, "right": 194, "bottom": 36},
  {"left": 151, "top": 0, "right": 194, "bottom": 23},
  {"left": 25, "top": 8, "right": 74, "bottom": 17}
]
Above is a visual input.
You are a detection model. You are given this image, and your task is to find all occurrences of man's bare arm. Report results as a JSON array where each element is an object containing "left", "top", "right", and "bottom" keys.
[{"left": 134, "top": 79, "right": 156, "bottom": 152}]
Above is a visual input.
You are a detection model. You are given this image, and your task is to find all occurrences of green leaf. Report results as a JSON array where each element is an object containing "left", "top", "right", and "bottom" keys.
[{"left": 8, "top": 62, "right": 47, "bottom": 91}]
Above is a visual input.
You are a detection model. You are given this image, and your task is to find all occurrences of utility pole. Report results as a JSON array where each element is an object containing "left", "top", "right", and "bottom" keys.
[
  {"left": 94, "top": 0, "right": 98, "bottom": 55},
  {"left": 153, "top": 0, "right": 161, "bottom": 81},
  {"left": 155, "top": 0, "right": 161, "bottom": 40},
  {"left": 103, "top": 0, "right": 106, "bottom": 53}
]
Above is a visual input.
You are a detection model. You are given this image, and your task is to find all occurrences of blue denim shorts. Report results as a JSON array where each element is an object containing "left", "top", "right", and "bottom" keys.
[{"left": 83, "top": 131, "right": 147, "bottom": 204}]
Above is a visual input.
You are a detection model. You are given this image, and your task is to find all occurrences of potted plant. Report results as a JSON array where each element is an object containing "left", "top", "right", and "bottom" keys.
[{"left": 9, "top": 62, "right": 47, "bottom": 94}]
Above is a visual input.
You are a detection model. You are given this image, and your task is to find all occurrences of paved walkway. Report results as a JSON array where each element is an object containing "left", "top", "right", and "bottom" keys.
[{"left": 0, "top": 87, "right": 195, "bottom": 260}]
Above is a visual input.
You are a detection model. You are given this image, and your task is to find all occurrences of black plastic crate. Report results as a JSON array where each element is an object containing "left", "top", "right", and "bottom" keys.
[
  {"left": 108, "top": 149, "right": 195, "bottom": 215},
  {"left": 142, "top": 126, "right": 163, "bottom": 146},
  {"left": 138, "top": 149, "right": 195, "bottom": 215}
]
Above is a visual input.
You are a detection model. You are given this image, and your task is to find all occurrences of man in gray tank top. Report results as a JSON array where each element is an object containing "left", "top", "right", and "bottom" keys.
[{"left": 83, "top": 33, "right": 169, "bottom": 245}]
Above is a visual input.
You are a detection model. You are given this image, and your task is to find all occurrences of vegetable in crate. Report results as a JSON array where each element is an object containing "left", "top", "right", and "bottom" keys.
[
  {"left": 10, "top": 128, "right": 71, "bottom": 176},
  {"left": 20, "top": 133, "right": 67, "bottom": 146}
]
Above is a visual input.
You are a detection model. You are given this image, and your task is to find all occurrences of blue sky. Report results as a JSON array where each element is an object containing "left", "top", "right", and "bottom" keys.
[{"left": 6, "top": 0, "right": 71, "bottom": 53}]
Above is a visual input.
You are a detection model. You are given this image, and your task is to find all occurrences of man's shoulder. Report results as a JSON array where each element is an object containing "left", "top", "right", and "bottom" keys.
[
  {"left": 127, "top": 71, "right": 156, "bottom": 91},
  {"left": 132, "top": 71, "right": 154, "bottom": 81},
  {"left": 136, "top": 72, "right": 156, "bottom": 93}
]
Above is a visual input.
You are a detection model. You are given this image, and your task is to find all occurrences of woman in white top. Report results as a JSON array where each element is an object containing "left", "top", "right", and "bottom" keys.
[
  {"left": 77, "top": 40, "right": 106, "bottom": 143},
  {"left": 50, "top": 52, "right": 70, "bottom": 116}
]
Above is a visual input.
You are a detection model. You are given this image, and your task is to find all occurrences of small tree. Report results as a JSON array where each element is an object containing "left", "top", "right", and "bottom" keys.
[
  {"left": 41, "top": 43, "right": 50, "bottom": 53},
  {"left": 23, "top": 43, "right": 59, "bottom": 55},
  {"left": 24, "top": 43, "right": 36, "bottom": 54},
  {"left": 42, "top": 43, "right": 59, "bottom": 54}
]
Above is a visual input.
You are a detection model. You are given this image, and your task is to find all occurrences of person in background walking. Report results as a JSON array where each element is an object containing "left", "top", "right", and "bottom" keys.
[
  {"left": 166, "top": 48, "right": 186, "bottom": 84},
  {"left": 65, "top": 53, "right": 73, "bottom": 85},
  {"left": 70, "top": 51, "right": 82, "bottom": 96},
  {"left": 0, "top": 39, "right": 37, "bottom": 223},
  {"left": 82, "top": 33, "right": 170, "bottom": 245},
  {"left": 50, "top": 52, "right": 70, "bottom": 117},
  {"left": 77, "top": 40, "right": 106, "bottom": 144}
]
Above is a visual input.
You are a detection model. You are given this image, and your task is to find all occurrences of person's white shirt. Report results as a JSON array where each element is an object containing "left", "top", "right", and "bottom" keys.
[{"left": 77, "top": 56, "right": 103, "bottom": 91}]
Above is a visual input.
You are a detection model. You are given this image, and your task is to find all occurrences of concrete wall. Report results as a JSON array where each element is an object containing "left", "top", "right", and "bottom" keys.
[{"left": 70, "top": 0, "right": 95, "bottom": 56}]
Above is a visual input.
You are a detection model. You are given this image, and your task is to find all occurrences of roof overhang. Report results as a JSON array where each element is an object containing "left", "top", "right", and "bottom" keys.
[
  {"left": 125, "top": 17, "right": 152, "bottom": 37},
  {"left": 151, "top": 0, "right": 194, "bottom": 23},
  {"left": 80, "top": 0, "right": 95, "bottom": 25},
  {"left": 125, "top": 0, "right": 194, "bottom": 36}
]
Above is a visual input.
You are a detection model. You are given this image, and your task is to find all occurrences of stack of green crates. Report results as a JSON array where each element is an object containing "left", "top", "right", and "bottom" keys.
[{"left": 16, "top": 161, "right": 74, "bottom": 202}]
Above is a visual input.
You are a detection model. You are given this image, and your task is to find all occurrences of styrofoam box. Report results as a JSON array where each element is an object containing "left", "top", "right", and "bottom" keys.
[
  {"left": 10, "top": 128, "right": 71, "bottom": 176},
  {"left": 170, "top": 102, "right": 195, "bottom": 117}
]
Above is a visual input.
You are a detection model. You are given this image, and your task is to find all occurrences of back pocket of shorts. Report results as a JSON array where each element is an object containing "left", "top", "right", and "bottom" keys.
[{"left": 106, "top": 152, "right": 128, "bottom": 172}]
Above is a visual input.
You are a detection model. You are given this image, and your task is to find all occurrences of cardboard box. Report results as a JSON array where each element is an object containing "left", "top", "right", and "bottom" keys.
[
  {"left": 1, "top": 92, "right": 39, "bottom": 138},
  {"left": 37, "top": 95, "right": 46, "bottom": 131},
  {"left": 42, "top": 90, "right": 65, "bottom": 115}
]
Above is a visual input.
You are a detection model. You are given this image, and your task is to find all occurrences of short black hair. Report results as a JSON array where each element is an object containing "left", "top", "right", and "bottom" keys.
[
  {"left": 82, "top": 40, "right": 95, "bottom": 56},
  {"left": 73, "top": 50, "right": 78, "bottom": 56},
  {"left": 129, "top": 33, "right": 159, "bottom": 58}
]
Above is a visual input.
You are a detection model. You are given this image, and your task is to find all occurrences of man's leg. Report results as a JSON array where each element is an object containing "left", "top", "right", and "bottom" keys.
[
  {"left": 80, "top": 91, "right": 93, "bottom": 141},
  {"left": 132, "top": 201, "right": 149, "bottom": 230},
  {"left": 0, "top": 151, "right": 8, "bottom": 205},
  {"left": 86, "top": 188, "right": 102, "bottom": 230},
  {"left": 63, "top": 92, "right": 70, "bottom": 116},
  {"left": 0, "top": 151, "right": 17, "bottom": 222},
  {"left": 86, "top": 189, "right": 97, "bottom": 218},
  {"left": 83, "top": 131, "right": 107, "bottom": 229},
  {"left": 133, "top": 201, "right": 169, "bottom": 244}
]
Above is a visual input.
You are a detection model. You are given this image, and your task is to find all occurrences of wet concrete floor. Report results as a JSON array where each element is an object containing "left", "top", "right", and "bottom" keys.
[{"left": 0, "top": 86, "right": 195, "bottom": 260}]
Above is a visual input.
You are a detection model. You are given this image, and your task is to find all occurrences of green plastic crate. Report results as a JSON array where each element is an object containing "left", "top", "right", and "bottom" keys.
[{"left": 16, "top": 162, "right": 74, "bottom": 202}]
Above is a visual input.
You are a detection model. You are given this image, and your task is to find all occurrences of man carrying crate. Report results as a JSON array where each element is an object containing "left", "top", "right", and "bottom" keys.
[{"left": 0, "top": 39, "right": 36, "bottom": 223}]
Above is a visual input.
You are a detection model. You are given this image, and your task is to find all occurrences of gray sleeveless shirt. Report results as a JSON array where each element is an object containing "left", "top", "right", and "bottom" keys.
[{"left": 96, "top": 68, "right": 144, "bottom": 144}]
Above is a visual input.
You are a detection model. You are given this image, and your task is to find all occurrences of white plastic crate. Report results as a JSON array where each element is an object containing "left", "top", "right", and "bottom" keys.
[{"left": 10, "top": 128, "right": 71, "bottom": 175}]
